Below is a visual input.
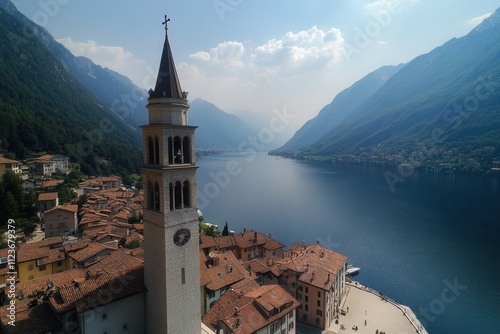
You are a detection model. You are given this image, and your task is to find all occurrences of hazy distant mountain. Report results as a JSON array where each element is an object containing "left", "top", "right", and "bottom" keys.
[
  {"left": 295, "top": 8, "right": 500, "bottom": 166},
  {"left": 0, "top": 4, "right": 141, "bottom": 175},
  {"left": 279, "top": 64, "right": 404, "bottom": 151},
  {"left": 0, "top": 0, "right": 148, "bottom": 130},
  {"left": 189, "top": 98, "right": 254, "bottom": 149}
]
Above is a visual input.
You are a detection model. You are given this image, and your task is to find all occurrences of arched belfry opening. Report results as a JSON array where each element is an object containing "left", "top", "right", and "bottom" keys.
[
  {"left": 148, "top": 137, "right": 154, "bottom": 164},
  {"left": 154, "top": 137, "right": 160, "bottom": 164},
  {"left": 183, "top": 136, "right": 191, "bottom": 164}
]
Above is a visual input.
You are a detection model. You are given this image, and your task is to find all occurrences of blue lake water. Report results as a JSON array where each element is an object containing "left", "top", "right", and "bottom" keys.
[{"left": 196, "top": 152, "right": 500, "bottom": 334}]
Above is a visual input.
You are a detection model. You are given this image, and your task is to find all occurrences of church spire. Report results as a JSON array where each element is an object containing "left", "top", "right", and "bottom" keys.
[{"left": 149, "top": 15, "right": 184, "bottom": 99}]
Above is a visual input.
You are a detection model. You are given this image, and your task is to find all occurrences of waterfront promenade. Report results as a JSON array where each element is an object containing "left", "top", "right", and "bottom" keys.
[{"left": 298, "top": 281, "right": 427, "bottom": 334}]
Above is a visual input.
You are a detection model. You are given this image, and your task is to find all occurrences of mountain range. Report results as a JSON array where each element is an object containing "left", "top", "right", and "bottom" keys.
[
  {"left": 273, "top": 8, "right": 500, "bottom": 172},
  {"left": 0, "top": 0, "right": 263, "bottom": 177},
  {"left": 0, "top": 3, "right": 143, "bottom": 176}
]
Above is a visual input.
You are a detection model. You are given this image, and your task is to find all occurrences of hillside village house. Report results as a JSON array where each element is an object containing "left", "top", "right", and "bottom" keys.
[
  {"left": 78, "top": 176, "right": 122, "bottom": 194},
  {"left": 29, "top": 154, "right": 70, "bottom": 176},
  {"left": 43, "top": 204, "right": 78, "bottom": 238},
  {"left": 37, "top": 192, "right": 59, "bottom": 212},
  {"left": 15, "top": 238, "right": 68, "bottom": 283},
  {"left": 0, "top": 156, "right": 21, "bottom": 177}
]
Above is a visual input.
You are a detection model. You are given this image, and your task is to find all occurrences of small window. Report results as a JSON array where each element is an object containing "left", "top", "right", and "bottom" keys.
[
  {"left": 28, "top": 275, "right": 34, "bottom": 280},
  {"left": 27, "top": 264, "right": 33, "bottom": 271},
  {"left": 39, "top": 265, "right": 46, "bottom": 271},
  {"left": 305, "top": 304, "right": 308, "bottom": 311},
  {"left": 57, "top": 261, "right": 62, "bottom": 267},
  {"left": 305, "top": 287, "right": 309, "bottom": 293},
  {"left": 316, "top": 309, "right": 323, "bottom": 316},
  {"left": 298, "top": 285, "right": 303, "bottom": 291},
  {"left": 305, "top": 296, "right": 308, "bottom": 302},
  {"left": 318, "top": 291, "right": 321, "bottom": 298},
  {"left": 317, "top": 300, "right": 321, "bottom": 307},
  {"left": 102, "top": 313, "right": 107, "bottom": 320}
]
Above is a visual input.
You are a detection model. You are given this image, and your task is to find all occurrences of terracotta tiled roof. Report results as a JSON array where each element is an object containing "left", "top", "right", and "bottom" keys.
[
  {"left": 232, "top": 230, "right": 285, "bottom": 251},
  {"left": 201, "top": 252, "right": 253, "bottom": 291},
  {"left": 37, "top": 192, "right": 58, "bottom": 201},
  {"left": 270, "top": 243, "right": 348, "bottom": 291},
  {"left": 203, "top": 284, "right": 299, "bottom": 334},
  {"left": 86, "top": 250, "right": 143, "bottom": 276},
  {"left": 49, "top": 266, "right": 144, "bottom": 314},
  {"left": 242, "top": 258, "right": 274, "bottom": 275},
  {"left": 213, "top": 235, "right": 236, "bottom": 249},
  {"left": 0, "top": 299, "right": 62, "bottom": 334},
  {"left": 36, "top": 179, "right": 65, "bottom": 189},
  {"left": 44, "top": 204, "right": 78, "bottom": 214},
  {"left": 23, "top": 237, "right": 63, "bottom": 249},
  {"left": 16, "top": 245, "right": 51, "bottom": 263},
  {"left": 233, "top": 230, "right": 267, "bottom": 249},
  {"left": 63, "top": 241, "right": 91, "bottom": 253},
  {"left": 34, "top": 154, "right": 54, "bottom": 161},
  {"left": 67, "top": 242, "right": 109, "bottom": 263},
  {"left": 5, "top": 268, "right": 86, "bottom": 298},
  {"left": 36, "top": 248, "right": 66, "bottom": 266},
  {"left": 0, "top": 157, "right": 20, "bottom": 164},
  {"left": 199, "top": 234, "right": 217, "bottom": 250}
]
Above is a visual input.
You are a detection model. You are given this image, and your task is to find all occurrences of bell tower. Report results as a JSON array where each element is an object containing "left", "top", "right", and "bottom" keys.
[{"left": 142, "top": 16, "right": 201, "bottom": 334}]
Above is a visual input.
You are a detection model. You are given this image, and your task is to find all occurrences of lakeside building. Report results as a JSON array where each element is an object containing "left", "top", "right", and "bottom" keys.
[
  {"left": 203, "top": 281, "right": 300, "bottom": 334},
  {"left": 243, "top": 242, "right": 348, "bottom": 330}
]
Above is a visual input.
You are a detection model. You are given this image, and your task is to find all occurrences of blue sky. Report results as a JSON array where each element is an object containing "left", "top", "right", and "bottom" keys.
[{"left": 10, "top": 0, "right": 500, "bottom": 131}]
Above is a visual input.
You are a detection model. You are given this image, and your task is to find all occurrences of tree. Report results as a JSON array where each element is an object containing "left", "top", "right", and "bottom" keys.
[
  {"left": 222, "top": 222, "right": 229, "bottom": 236},
  {"left": 17, "top": 218, "right": 38, "bottom": 238},
  {"left": 58, "top": 187, "right": 77, "bottom": 205},
  {"left": 128, "top": 211, "right": 143, "bottom": 225}
]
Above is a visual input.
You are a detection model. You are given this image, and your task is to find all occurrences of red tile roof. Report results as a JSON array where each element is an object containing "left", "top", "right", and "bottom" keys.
[
  {"left": 49, "top": 266, "right": 144, "bottom": 314},
  {"left": 203, "top": 284, "right": 299, "bottom": 334},
  {"left": 0, "top": 157, "right": 20, "bottom": 164},
  {"left": 37, "top": 192, "right": 58, "bottom": 201},
  {"left": 200, "top": 252, "right": 253, "bottom": 291},
  {"left": 44, "top": 204, "right": 78, "bottom": 214},
  {"left": 0, "top": 299, "right": 62, "bottom": 334},
  {"left": 67, "top": 242, "right": 109, "bottom": 263}
]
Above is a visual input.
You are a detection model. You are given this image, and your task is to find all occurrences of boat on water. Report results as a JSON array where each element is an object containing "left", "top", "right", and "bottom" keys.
[{"left": 346, "top": 264, "right": 360, "bottom": 276}]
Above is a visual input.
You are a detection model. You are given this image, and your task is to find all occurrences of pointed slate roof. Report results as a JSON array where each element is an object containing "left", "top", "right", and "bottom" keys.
[{"left": 149, "top": 26, "right": 183, "bottom": 99}]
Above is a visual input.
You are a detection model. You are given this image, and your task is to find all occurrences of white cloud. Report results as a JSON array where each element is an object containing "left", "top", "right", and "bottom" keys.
[
  {"left": 252, "top": 26, "right": 344, "bottom": 76},
  {"left": 189, "top": 41, "right": 245, "bottom": 70},
  {"left": 465, "top": 13, "right": 492, "bottom": 27},
  {"left": 365, "top": 0, "right": 396, "bottom": 11},
  {"left": 57, "top": 37, "right": 150, "bottom": 88},
  {"left": 178, "top": 25, "right": 346, "bottom": 129}
]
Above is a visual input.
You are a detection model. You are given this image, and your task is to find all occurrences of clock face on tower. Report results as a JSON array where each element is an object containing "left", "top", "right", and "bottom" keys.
[{"left": 173, "top": 228, "right": 191, "bottom": 246}]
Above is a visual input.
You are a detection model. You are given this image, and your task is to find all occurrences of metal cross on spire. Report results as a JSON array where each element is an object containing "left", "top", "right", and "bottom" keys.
[{"left": 162, "top": 15, "right": 170, "bottom": 33}]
